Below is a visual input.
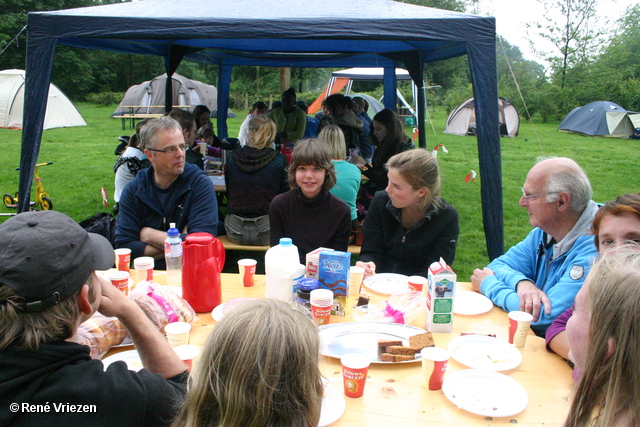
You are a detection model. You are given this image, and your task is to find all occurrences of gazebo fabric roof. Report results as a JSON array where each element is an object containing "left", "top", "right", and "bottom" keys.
[{"left": 22, "top": 0, "right": 503, "bottom": 258}]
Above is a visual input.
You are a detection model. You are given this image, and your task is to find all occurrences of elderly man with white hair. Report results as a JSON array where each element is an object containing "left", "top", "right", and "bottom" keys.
[{"left": 472, "top": 157, "right": 599, "bottom": 336}]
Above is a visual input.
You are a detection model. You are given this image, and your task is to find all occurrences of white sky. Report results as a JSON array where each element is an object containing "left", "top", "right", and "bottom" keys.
[{"left": 476, "top": 0, "right": 637, "bottom": 68}]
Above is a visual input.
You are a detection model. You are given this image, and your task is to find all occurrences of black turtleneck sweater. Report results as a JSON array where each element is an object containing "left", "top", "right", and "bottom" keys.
[{"left": 269, "top": 187, "right": 351, "bottom": 263}]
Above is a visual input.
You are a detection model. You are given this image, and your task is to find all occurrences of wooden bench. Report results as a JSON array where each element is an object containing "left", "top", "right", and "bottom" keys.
[{"left": 217, "top": 235, "right": 361, "bottom": 255}]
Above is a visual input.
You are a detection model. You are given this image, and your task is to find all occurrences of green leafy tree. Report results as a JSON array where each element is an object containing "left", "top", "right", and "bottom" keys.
[{"left": 527, "top": 0, "right": 606, "bottom": 88}]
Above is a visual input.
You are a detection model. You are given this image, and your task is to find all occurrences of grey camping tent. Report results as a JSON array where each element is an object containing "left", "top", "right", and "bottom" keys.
[
  {"left": 21, "top": 0, "right": 504, "bottom": 259},
  {"left": 558, "top": 101, "right": 638, "bottom": 137},
  {"left": 444, "top": 97, "right": 519, "bottom": 137},
  {"left": 113, "top": 73, "right": 235, "bottom": 118}
]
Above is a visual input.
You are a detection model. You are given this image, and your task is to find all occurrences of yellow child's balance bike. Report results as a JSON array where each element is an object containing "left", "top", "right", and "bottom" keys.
[{"left": 4, "top": 162, "right": 54, "bottom": 210}]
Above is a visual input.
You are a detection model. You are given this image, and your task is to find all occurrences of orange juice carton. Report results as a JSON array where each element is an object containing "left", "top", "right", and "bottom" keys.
[
  {"left": 318, "top": 250, "right": 351, "bottom": 316},
  {"left": 426, "top": 258, "right": 456, "bottom": 333},
  {"left": 305, "top": 247, "right": 332, "bottom": 279}
]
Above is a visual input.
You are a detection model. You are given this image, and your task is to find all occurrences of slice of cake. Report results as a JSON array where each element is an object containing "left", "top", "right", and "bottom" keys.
[
  {"left": 377, "top": 339, "right": 403, "bottom": 348},
  {"left": 386, "top": 345, "right": 420, "bottom": 355},
  {"left": 381, "top": 353, "right": 415, "bottom": 362},
  {"left": 409, "top": 331, "right": 435, "bottom": 350}
]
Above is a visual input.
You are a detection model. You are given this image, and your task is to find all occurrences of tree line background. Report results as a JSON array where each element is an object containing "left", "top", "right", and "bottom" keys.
[{"left": 1, "top": 0, "right": 638, "bottom": 120}]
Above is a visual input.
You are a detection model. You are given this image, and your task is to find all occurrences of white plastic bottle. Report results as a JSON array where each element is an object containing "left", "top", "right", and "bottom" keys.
[
  {"left": 164, "top": 223, "right": 183, "bottom": 286},
  {"left": 265, "top": 238, "right": 305, "bottom": 301}
]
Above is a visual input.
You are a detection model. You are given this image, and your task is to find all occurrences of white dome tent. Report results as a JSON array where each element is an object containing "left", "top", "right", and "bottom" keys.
[
  {"left": 444, "top": 97, "right": 519, "bottom": 137},
  {"left": 0, "top": 69, "right": 86, "bottom": 130}
]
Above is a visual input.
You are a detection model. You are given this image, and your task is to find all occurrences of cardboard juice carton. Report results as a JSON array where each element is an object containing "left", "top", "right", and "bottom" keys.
[
  {"left": 305, "top": 247, "right": 331, "bottom": 279},
  {"left": 426, "top": 258, "right": 456, "bottom": 333},
  {"left": 318, "top": 250, "right": 351, "bottom": 316}
]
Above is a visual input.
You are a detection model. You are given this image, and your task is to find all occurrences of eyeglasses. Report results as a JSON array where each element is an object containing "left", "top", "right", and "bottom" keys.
[
  {"left": 521, "top": 188, "right": 559, "bottom": 199},
  {"left": 147, "top": 144, "right": 188, "bottom": 155}
]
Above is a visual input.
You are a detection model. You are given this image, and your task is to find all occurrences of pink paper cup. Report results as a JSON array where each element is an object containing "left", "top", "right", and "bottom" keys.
[
  {"left": 408, "top": 275, "right": 428, "bottom": 292},
  {"left": 238, "top": 258, "right": 257, "bottom": 287},
  {"left": 108, "top": 270, "right": 130, "bottom": 295},
  {"left": 508, "top": 311, "right": 533, "bottom": 348},
  {"left": 341, "top": 353, "right": 370, "bottom": 398},
  {"left": 421, "top": 347, "right": 449, "bottom": 390},
  {"left": 114, "top": 248, "right": 131, "bottom": 272}
]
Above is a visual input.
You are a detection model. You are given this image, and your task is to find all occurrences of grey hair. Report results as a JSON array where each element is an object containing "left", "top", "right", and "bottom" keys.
[
  {"left": 139, "top": 116, "right": 182, "bottom": 151},
  {"left": 536, "top": 156, "right": 592, "bottom": 212}
]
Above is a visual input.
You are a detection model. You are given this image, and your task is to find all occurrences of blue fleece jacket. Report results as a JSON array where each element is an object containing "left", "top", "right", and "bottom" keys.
[
  {"left": 480, "top": 201, "right": 599, "bottom": 336},
  {"left": 115, "top": 163, "right": 218, "bottom": 269}
]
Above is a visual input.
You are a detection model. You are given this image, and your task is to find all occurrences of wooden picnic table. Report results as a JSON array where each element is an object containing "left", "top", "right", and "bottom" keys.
[{"left": 105, "top": 273, "right": 574, "bottom": 426}]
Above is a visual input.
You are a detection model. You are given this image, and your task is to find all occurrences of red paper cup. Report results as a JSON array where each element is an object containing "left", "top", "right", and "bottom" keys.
[
  {"left": 508, "top": 311, "right": 533, "bottom": 347},
  {"left": 238, "top": 258, "right": 257, "bottom": 287},
  {"left": 421, "top": 347, "right": 449, "bottom": 390},
  {"left": 310, "top": 304, "right": 332, "bottom": 326},
  {"left": 341, "top": 353, "right": 370, "bottom": 398},
  {"left": 114, "top": 248, "right": 131, "bottom": 272},
  {"left": 408, "top": 275, "right": 427, "bottom": 292},
  {"left": 108, "top": 270, "right": 130, "bottom": 295}
]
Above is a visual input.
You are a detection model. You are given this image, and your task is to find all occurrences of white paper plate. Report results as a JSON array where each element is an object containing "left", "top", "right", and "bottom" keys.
[
  {"left": 212, "top": 302, "right": 226, "bottom": 322},
  {"left": 454, "top": 290, "right": 494, "bottom": 315},
  {"left": 318, "top": 384, "right": 346, "bottom": 427},
  {"left": 102, "top": 350, "right": 143, "bottom": 371},
  {"left": 443, "top": 369, "right": 528, "bottom": 417},
  {"left": 319, "top": 321, "right": 425, "bottom": 363},
  {"left": 362, "top": 273, "right": 409, "bottom": 295},
  {"left": 447, "top": 335, "right": 522, "bottom": 371}
]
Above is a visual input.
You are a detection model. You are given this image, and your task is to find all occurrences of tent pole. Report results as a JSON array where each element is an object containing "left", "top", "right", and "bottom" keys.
[{"left": 417, "top": 56, "right": 426, "bottom": 149}]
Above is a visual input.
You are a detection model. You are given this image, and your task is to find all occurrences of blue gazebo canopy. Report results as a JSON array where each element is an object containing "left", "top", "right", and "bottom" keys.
[{"left": 22, "top": 0, "right": 503, "bottom": 258}]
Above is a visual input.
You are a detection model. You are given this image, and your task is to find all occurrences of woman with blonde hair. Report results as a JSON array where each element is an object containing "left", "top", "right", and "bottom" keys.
[
  {"left": 357, "top": 148, "right": 459, "bottom": 277},
  {"left": 318, "top": 125, "right": 361, "bottom": 231},
  {"left": 564, "top": 246, "right": 640, "bottom": 427},
  {"left": 224, "top": 115, "right": 289, "bottom": 245},
  {"left": 172, "top": 299, "right": 324, "bottom": 427},
  {"left": 269, "top": 138, "right": 351, "bottom": 263}
]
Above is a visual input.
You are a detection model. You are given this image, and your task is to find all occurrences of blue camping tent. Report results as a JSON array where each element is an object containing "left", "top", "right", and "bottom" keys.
[
  {"left": 559, "top": 101, "right": 636, "bottom": 137},
  {"left": 21, "top": 0, "right": 503, "bottom": 258}
]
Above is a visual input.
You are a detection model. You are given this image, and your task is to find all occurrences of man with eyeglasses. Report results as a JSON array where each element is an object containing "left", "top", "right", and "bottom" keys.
[
  {"left": 471, "top": 157, "right": 599, "bottom": 337},
  {"left": 115, "top": 116, "right": 218, "bottom": 269}
]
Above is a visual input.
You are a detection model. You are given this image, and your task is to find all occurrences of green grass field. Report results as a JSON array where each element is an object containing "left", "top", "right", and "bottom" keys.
[{"left": 1, "top": 104, "right": 638, "bottom": 280}]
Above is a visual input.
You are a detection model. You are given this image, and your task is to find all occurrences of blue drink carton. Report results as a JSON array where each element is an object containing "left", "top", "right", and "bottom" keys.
[{"left": 318, "top": 250, "right": 351, "bottom": 316}]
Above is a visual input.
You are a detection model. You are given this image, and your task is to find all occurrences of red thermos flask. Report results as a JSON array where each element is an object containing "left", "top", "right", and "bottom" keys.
[{"left": 181, "top": 232, "right": 225, "bottom": 312}]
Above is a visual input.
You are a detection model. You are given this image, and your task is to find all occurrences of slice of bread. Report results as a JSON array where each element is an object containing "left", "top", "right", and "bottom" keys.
[
  {"left": 386, "top": 345, "right": 420, "bottom": 355},
  {"left": 377, "top": 339, "right": 402, "bottom": 348},
  {"left": 381, "top": 353, "right": 415, "bottom": 362},
  {"left": 409, "top": 331, "right": 434, "bottom": 350}
]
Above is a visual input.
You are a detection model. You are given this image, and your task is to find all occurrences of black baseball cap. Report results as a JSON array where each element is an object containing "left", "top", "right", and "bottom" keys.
[{"left": 0, "top": 211, "right": 114, "bottom": 312}]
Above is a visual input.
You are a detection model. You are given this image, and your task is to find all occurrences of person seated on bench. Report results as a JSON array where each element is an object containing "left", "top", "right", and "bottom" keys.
[
  {"left": 269, "top": 138, "right": 351, "bottom": 263},
  {"left": 224, "top": 115, "right": 289, "bottom": 246},
  {"left": 356, "top": 149, "right": 459, "bottom": 277}
]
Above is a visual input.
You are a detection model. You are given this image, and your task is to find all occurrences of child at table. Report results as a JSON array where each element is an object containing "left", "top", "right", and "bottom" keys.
[
  {"left": 269, "top": 138, "right": 351, "bottom": 263},
  {"left": 563, "top": 246, "right": 640, "bottom": 427},
  {"left": 171, "top": 299, "right": 323, "bottom": 427}
]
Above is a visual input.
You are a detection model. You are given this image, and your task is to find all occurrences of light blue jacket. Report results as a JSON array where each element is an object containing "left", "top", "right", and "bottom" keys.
[{"left": 480, "top": 201, "right": 599, "bottom": 336}]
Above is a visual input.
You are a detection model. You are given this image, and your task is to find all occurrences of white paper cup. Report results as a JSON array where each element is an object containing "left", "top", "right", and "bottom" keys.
[
  {"left": 133, "top": 256, "right": 154, "bottom": 283},
  {"left": 173, "top": 344, "right": 200, "bottom": 372},
  {"left": 349, "top": 266, "right": 365, "bottom": 289},
  {"left": 197, "top": 142, "right": 208, "bottom": 154},
  {"left": 165, "top": 321, "right": 191, "bottom": 347},
  {"left": 508, "top": 311, "right": 533, "bottom": 348}
]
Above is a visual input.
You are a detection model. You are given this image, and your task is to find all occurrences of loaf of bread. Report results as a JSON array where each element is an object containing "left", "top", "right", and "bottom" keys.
[
  {"left": 130, "top": 282, "right": 196, "bottom": 333},
  {"left": 381, "top": 353, "right": 415, "bottom": 362},
  {"left": 76, "top": 313, "right": 128, "bottom": 359},
  {"left": 409, "top": 331, "right": 434, "bottom": 350}
]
